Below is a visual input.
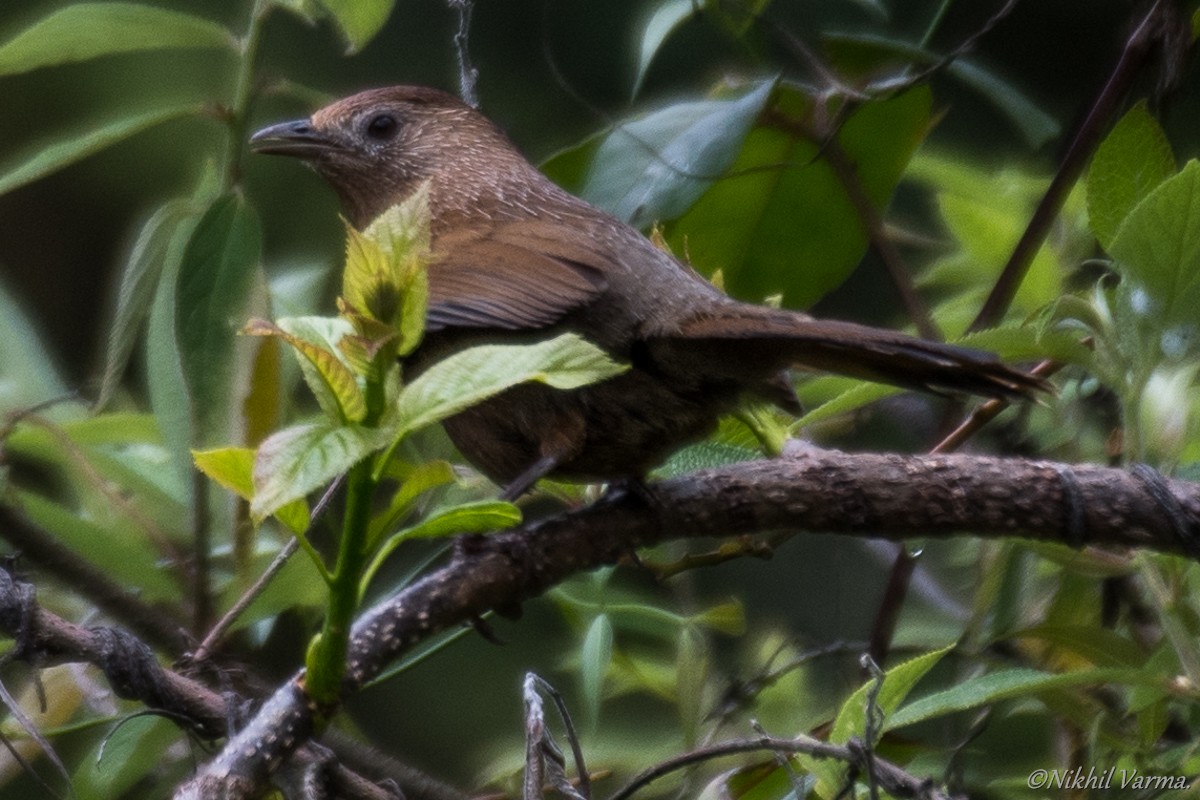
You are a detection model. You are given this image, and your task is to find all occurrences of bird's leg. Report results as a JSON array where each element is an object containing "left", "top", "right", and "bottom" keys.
[
  {"left": 499, "top": 454, "right": 561, "bottom": 501},
  {"left": 498, "top": 408, "right": 586, "bottom": 501}
]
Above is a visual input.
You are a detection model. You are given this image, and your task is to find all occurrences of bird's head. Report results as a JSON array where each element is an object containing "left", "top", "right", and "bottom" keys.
[{"left": 251, "top": 86, "right": 527, "bottom": 228}]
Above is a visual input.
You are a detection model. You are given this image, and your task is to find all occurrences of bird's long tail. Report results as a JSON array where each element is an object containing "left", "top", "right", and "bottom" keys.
[{"left": 651, "top": 306, "right": 1048, "bottom": 401}]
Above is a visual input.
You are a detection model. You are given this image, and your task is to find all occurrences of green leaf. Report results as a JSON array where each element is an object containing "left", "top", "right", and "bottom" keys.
[
  {"left": 830, "top": 645, "right": 951, "bottom": 744},
  {"left": 655, "top": 440, "right": 759, "bottom": 478},
  {"left": 367, "top": 459, "right": 457, "bottom": 545},
  {"left": 146, "top": 202, "right": 207, "bottom": 508},
  {"left": 0, "top": 3, "right": 232, "bottom": 76},
  {"left": 360, "top": 499, "right": 521, "bottom": 593},
  {"left": 377, "top": 499, "right": 519, "bottom": 543},
  {"left": 176, "top": 194, "right": 264, "bottom": 445},
  {"left": 74, "top": 716, "right": 175, "bottom": 800},
  {"left": 801, "top": 645, "right": 952, "bottom": 798},
  {"left": 666, "top": 85, "right": 932, "bottom": 307},
  {"left": 270, "top": 0, "right": 325, "bottom": 25},
  {"left": 1006, "top": 624, "right": 1146, "bottom": 669},
  {"left": 883, "top": 667, "right": 1155, "bottom": 732},
  {"left": 580, "top": 80, "right": 775, "bottom": 228},
  {"left": 193, "top": 447, "right": 256, "bottom": 496},
  {"left": 14, "top": 490, "right": 178, "bottom": 602},
  {"left": 251, "top": 420, "right": 389, "bottom": 520},
  {"left": 192, "top": 447, "right": 310, "bottom": 534},
  {"left": 244, "top": 317, "right": 366, "bottom": 423},
  {"left": 910, "top": 152, "right": 1069, "bottom": 332},
  {"left": 0, "top": 103, "right": 204, "bottom": 198},
  {"left": 316, "top": 0, "right": 397, "bottom": 53},
  {"left": 675, "top": 626, "right": 708, "bottom": 743},
  {"left": 395, "top": 333, "right": 627, "bottom": 435},
  {"left": 632, "top": 0, "right": 699, "bottom": 98},
  {"left": 581, "top": 614, "right": 615, "bottom": 721},
  {"left": 953, "top": 326, "right": 1092, "bottom": 366},
  {"left": 1087, "top": 102, "right": 1175, "bottom": 250},
  {"left": 793, "top": 382, "right": 900, "bottom": 430},
  {"left": 99, "top": 200, "right": 196, "bottom": 409},
  {"left": 0, "top": 275, "right": 69, "bottom": 414},
  {"left": 693, "top": 601, "right": 746, "bottom": 636},
  {"left": 1107, "top": 159, "right": 1200, "bottom": 336},
  {"left": 5, "top": 415, "right": 186, "bottom": 534}
]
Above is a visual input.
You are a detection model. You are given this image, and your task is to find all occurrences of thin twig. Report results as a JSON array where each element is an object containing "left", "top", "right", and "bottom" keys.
[
  {"left": 820, "top": 138, "right": 940, "bottom": 340},
  {"left": 931, "top": 359, "right": 1064, "bottom": 455},
  {"left": 448, "top": 0, "right": 480, "bottom": 108},
  {"left": 189, "top": 476, "right": 345, "bottom": 663}
]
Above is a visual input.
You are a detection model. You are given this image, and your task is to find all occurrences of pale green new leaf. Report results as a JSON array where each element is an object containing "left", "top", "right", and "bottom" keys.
[
  {"left": 377, "top": 500, "right": 519, "bottom": 545},
  {"left": 193, "top": 447, "right": 310, "bottom": 534},
  {"left": 244, "top": 317, "right": 366, "bottom": 422},
  {"left": 394, "top": 333, "right": 627, "bottom": 435},
  {"left": 0, "top": 104, "right": 205, "bottom": 197},
  {"left": 793, "top": 383, "right": 899, "bottom": 430},
  {"left": 0, "top": 3, "right": 232, "bottom": 76},
  {"left": 251, "top": 421, "right": 390, "bottom": 520},
  {"left": 344, "top": 183, "right": 432, "bottom": 348}
]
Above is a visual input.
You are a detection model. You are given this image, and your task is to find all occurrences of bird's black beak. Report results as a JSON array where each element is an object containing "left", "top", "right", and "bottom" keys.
[{"left": 249, "top": 119, "right": 339, "bottom": 158}]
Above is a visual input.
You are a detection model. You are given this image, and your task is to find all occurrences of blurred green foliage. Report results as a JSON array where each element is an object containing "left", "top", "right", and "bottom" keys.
[{"left": 1, "top": 1, "right": 1200, "bottom": 799}]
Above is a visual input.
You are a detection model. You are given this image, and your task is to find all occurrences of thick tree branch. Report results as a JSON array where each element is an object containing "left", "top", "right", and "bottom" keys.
[
  {"left": 2, "top": 450, "right": 1196, "bottom": 796},
  {"left": 170, "top": 448, "right": 1198, "bottom": 798}
]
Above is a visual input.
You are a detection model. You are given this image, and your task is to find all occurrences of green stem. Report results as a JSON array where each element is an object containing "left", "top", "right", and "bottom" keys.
[
  {"left": 306, "top": 458, "right": 377, "bottom": 705},
  {"left": 223, "top": 0, "right": 271, "bottom": 189},
  {"left": 293, "top": 528, "right": 334, "bottom": 585}
]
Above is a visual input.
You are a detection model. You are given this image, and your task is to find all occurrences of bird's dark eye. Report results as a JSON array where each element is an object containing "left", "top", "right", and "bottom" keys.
[{"left": 365, "top": 113, "right": 398, "bottom": 140}]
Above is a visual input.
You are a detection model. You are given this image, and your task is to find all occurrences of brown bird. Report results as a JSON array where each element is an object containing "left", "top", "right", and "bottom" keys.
[{"left": 250, "top": 86, "right": 1045, "bottom": 498}]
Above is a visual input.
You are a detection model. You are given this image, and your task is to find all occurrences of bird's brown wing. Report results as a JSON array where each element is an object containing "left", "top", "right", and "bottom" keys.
[{"left": 426, "top": 220, "right": 609, "bottom": 331}]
